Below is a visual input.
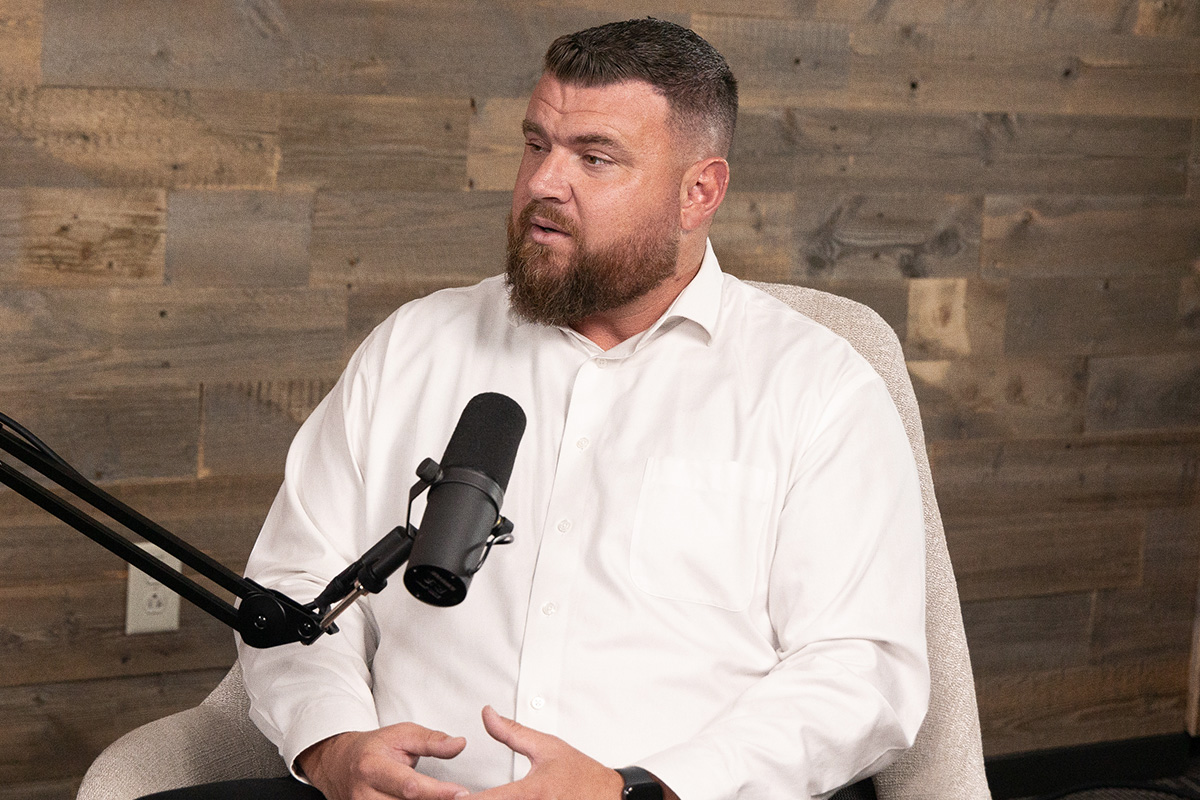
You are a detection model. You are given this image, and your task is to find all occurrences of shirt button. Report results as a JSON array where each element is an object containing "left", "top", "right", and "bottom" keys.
[
  {"left": 595, "top": 358, "right": 611, "bottom": 369},
  {"left": 530, "top": 696, "right": 545, "bottom": 710},
  {"left": 556, "top": 519, "right": 572, "bottom": 533},
  {"left": 541, "top": 602, "right": 558, "bottom": 616},
  {"left": 576, "top": 437, "right": 590, "bottom": 450}
]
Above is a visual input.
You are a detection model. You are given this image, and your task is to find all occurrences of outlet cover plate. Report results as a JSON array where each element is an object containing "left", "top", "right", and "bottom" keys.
[{"left": 125, "top": 542, "right": 182, "bottom": 634}]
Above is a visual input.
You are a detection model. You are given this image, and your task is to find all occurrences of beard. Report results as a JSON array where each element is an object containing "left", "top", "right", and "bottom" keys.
[{"left": 505, "top": 200, "right": 680, "bottom": 328}]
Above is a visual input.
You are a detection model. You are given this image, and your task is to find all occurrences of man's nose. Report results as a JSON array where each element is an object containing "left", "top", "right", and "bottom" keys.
[{"left": 526, "top": 151, "right": 571, "bottom": 203}]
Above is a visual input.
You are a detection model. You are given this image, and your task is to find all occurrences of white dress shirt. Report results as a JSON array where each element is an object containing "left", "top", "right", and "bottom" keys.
[{"left": 238, "top": 241, "right": 929, "bottom": 800}]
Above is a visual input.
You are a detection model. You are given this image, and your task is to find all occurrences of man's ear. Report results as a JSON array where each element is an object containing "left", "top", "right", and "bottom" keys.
[{"left": 679, "top": 157, "right": 730, "bottom": 233}]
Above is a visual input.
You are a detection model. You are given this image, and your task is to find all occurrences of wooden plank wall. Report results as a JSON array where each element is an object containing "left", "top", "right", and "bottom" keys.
[{"left": 0, "top": 0, "right": 1197, "bottom": 796}]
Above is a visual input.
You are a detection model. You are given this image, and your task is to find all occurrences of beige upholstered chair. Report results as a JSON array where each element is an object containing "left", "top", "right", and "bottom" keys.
[{"left": 78, "top": 283, "right": 991, "bottom": 800}]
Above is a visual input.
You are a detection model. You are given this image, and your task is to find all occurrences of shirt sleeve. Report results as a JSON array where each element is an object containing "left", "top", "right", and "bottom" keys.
[
  {"left": 637, "top": 372, "right": 930, "bottom": 800},
  {"left": 235, "top": 331, "right": 386, "bottom": 778}
]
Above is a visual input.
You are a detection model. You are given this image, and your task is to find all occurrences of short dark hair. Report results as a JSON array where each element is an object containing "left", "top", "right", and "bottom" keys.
[{"left": 543, "top": 18, "right": 738, "bottom": 156}]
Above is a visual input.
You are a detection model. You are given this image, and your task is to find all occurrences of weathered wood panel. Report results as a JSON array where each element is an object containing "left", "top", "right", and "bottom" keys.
[
  {"left": 165, "top": 189, "right": 313, "bottom": 288},
  {"left": 0, "top": 287, "right": 347, "bottom": 390},
  {"left": 0, "top": 385, "right": 199, "bottom": 482},
  {"left": 945, "top": 510, "right": 1143, "bottom": 602},
  {"left": 0, "top": 777, "right": 80, "bottom": 800},
  {"left": 909, "top": 357, "right": 1087, "bottom": 440},
  {"left": 200, "top": 380, "right": 334, "bottom": 477},
  {"left": 1086, "top": 352, "right": 1200, "bottom": 433},
  {"left": 905, "top": 278, "right": 1006, "bottom": 360},
  {"left": 961, "top": 592, "right": 1093, "bottom": 674},
  {"left": 710, "top": 191, "right": 982, "bottom": 283},
  {"left": 976, "top": 657, "right": 1189, "bottom": 756},
  {"left": 0, "top": 668, "right": 226, "bottom": 785},
  {"left": 19, "top": 188, "right": 166, "bottom": 285},
  {"left": 0, "top": 0, "right": 41, "bottom": 88},
  {"left": 346, "top": 281, "right": 482, "bottom": 350},
  {"left": 729, "top": 109, "right": 1190, "bottom": 195},
  {"left": 982, "top": 195, "right": 1200, "bottom": 277},
  {"left": 0, "top": 88, "right": 280, "bottom": 189},
  {"left": 310, "top": 190, "right": 509, "bottom": 288},
  {"left": 1005, "top": 275, "right": 1183, "bottom": 357},
  {"left": 807, "top": 0, "right": 1197, "bottom": 35},
  {"left": 41, "top": 1, "right": 662, "bottom": 98},
  {"left": 1091, "top": 508, "right": 1200, "bottom": 663},
  {"left": 690, "top": 16, "right": 850, "bottom": 107},
  {"left": 279, "top": 94, "right": 470, "bottom": 191},
  {"left": 930, "top": 431, "right": 1200, "bottom": 518},
  {"left": 0, "top": 579, "right": 236, "bottom": 688},
  {"left": 0, "top": 188, "right": 19, "bottom": 280},
  {"left": 0, "top": 475, "right": 278, "bottom": 589},
  {"left": 845, "top": 24, "right": 1200, "bottom": 117}
]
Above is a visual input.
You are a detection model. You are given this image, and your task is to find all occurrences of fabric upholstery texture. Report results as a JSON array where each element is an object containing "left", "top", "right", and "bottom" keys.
[{"left": 77, "top": 282, "right": 990, "bottom": 800}]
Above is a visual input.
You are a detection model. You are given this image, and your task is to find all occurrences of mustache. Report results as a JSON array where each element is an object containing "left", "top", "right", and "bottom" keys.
[{"left": 513, "top": 201, "right": 580, "bottom": 239}]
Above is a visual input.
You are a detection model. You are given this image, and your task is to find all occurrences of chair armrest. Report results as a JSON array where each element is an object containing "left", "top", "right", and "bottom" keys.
[{"left": 77, "top": 700, "right": 288, "bottom": 800}]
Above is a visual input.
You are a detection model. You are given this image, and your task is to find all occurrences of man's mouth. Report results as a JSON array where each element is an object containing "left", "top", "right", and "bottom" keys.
[{"left": 531, "top": 216, "right": 568, "bottom": 236}]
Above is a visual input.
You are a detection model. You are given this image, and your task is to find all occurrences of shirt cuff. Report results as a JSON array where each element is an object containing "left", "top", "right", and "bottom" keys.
[
  {"left": 276, "top": 699, "right": 381, "bottom": 782},
  {"left": 637, "top": 740, "right": 744, "bottom": 800}
]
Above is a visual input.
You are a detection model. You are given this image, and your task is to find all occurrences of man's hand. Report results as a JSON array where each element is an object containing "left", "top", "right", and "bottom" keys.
[
  {"left": 465, "top": 706, "right": 663, "bottom": 800},
  {"left": 296, "top": 723, "right": 469, "bottom": 800}
]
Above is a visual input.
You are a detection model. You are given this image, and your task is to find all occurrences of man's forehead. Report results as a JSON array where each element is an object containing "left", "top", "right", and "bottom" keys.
[{"left": 523, "top": 74, "right": 671, "bottom": 136}]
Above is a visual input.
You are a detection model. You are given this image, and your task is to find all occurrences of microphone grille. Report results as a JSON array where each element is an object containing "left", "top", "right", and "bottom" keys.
[{"left": 441, "top": 393, "right": 527, "bottom": 491}]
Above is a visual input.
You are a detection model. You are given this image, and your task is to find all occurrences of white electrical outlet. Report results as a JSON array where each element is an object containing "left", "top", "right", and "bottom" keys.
[{"left": 125, "top": 542, "right": 182, "bottom": 634}]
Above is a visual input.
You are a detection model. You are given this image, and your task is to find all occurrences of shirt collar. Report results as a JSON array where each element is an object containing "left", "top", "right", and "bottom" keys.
[{"left": 506, "top": 238, "right": 724, "bottom": 351}]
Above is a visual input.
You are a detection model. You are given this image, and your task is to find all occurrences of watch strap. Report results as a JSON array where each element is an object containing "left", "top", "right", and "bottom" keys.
[{"left": 616, "top": 766, "right": 664, "bottom": 800}]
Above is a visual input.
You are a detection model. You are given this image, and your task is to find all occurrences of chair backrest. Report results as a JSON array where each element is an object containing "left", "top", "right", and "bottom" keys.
[{"left": 749, "top": 281, "right": 991, "bottom": 799}]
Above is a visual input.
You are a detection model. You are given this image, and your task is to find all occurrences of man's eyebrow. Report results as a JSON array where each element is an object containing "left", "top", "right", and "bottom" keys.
[{"left": 521, "top": 120, "right": 629, "bottom": 155}]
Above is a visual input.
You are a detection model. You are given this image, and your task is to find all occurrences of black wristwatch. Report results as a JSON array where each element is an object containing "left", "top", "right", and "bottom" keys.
[{"left": 616, "top": 766, "right": 664, "bottom": 800}]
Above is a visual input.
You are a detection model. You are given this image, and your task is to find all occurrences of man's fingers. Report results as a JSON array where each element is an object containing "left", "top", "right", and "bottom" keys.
[
  {"left": 370, "top": 764, "right": 469, "bottom": 800},
  {"left": 480, "top": 705, "right": 551, "bottom": 761},
  {"left": 380, "top": 722, "right": 468, "bottom": 760}
]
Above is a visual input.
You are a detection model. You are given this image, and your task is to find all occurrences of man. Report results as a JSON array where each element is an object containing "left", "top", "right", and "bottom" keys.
[{"left": 233, "top": 18, "right": 928, "bottom": 800}]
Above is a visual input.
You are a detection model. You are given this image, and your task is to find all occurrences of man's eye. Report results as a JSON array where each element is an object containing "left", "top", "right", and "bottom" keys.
[
  {"left": 525, "top": 141, "right": 546, "bottom": 153},
  {"left": 583, "top": 154, "right": 610, "bottom": 166}
]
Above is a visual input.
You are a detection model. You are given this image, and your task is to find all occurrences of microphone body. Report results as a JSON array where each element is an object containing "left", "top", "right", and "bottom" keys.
[{"left": 403, "top": 392, "right": 526, "bottom": 606}]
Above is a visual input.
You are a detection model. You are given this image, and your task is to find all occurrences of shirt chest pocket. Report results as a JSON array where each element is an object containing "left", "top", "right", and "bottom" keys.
[{"left": 629, "top": 456, "right": 775, "bottom": 612}]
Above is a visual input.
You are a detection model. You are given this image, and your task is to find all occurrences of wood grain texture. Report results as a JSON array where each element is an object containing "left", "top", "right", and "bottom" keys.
[
  {"left": 845, "top": 23, "right": 1200, "bottom": 117},
  {"left": 0, "top": 385, "right": 199, "bottom": 482},
  {"left": 0, "top": 0, "right": 41, "bottom": 87},
  {"left": 930, "top": 431, "right": 1200, "bottom": 518},
  {"left": 165, "top": 189, "right": 313, "bottom": 287},
  {"left": 1091, "top": 507, "right": 1200, "bottom": 663},
  {"left": 0, "top": 475, "right": 277, "bottom": 588},
  {"left": 729, "top": 108, "right": 1190, "bottom": 195},
  {"left": 19, "top": 188, "right": 166, "bottom": 285},
  {"left": 976, "top": 656, "right": 1189, "bottom": 756},
  {"left": 961, "top": 592, "right": 1093, "bottom": 674},
  {"left": 279, "top": 94, "right": 469, "bottom": 191},
  {"left": 690, "top": 15, "right": 850, "bottom": 106},
  {"left": 0, "top": 286, "right": 347, "bottom": 390},
  {"left": 0, "top": 668, "right": 226, "bottom": 785},
  {"left": 905, "top": 278, "right": 1007, "bottom": 359},
  {"left": 311, "top": 190, "right": 509, "bottom": 288},
  {"left": 1087, "top": 351, "right": 1200, "bottom": 433},
  {"left": 946, "top": 510, "right": 1143, "bottom": 602},
  {"left": 909, "top": 356, "right": 1087, "bottom": 440},
  {"left": 982, "top": 195, "right": 1200, "bottom": 277},
  {"left": 1005, "top": 275, "right": 1182, "bottom": 356},
  {"left": 41, "top": 0, "right": 645, "bottom": 98},
  {"left": 200, "top": 380, "right": 335, "bottom": 477},
  {"left": 0, "top": 579, "right": 236, "bottom": 688},
  {"left": 0, "top": 188, "right": 19, "bottom": 280},
  {"left": 0, "top": 88, "right": 280, "bottom": 188}
]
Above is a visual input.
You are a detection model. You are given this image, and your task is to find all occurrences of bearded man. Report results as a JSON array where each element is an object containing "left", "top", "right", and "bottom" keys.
[{"left": 197, "top": 18, "right": 930, "bottom": 800}]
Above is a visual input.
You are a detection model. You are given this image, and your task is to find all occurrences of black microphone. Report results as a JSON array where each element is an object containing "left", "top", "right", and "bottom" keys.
[{"left": 402, "top": 392, "right": 526, "bottom": 606}]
